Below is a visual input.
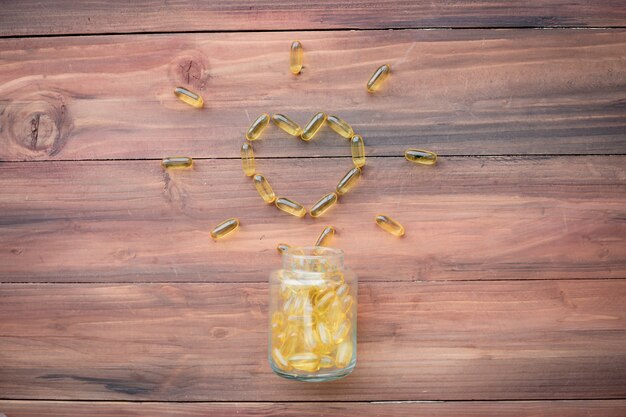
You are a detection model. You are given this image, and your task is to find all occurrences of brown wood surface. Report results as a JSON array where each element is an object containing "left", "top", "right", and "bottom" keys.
[
  {"left": 1, "top": 280, "right": 624, "bottom": 401},
  {"left": 1, "top": 29, "right": 625, "bottom": 161},
  {"left": 2, "top": 400, "right": 626, "bottom": 416},
  {"left": 1, "top": 156, "right": 624, "bottom": 283},
  {"left": 1, "top": 0, "right": 625, "bottom": 36}
]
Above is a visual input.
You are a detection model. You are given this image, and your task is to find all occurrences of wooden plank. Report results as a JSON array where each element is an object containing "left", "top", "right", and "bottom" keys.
[
  {"left": 2, "top": 400, "right": 626, "bottom": 417},
  {"left": 1, "top": 1, "right": 625, "bottom": 36},
  {"left": 1, "top": 156, "right": 624, "bottom": 283},
  {"left": 0, "top": 280, "right": 624, "bottom": 400},
  {"left": 1, "top": 29, "right": 624, "bottom": 161}
]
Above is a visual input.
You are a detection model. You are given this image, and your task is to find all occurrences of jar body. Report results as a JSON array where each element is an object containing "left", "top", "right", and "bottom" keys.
[{"left": 269, "top": 246, "right": 357, "bottom": 382}]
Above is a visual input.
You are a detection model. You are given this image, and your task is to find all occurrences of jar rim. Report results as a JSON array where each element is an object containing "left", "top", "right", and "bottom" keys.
[{"left": 283, "top": 246, "right": 344, "bottom": 260}]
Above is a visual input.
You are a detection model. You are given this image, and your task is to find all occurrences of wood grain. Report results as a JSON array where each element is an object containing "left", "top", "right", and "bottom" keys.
[
  {"left": 1, "top": 30, "right": 624, "bottom": 161},
  {"left": 2, "top": 400, "right": 626, "bottom": 417},
  {"left": 0, "top": 280, "right": 624, "bottom": 400},
  {"left": 1, "top": 156, "right": 624, "bottom": 283},
  {"left": 1, "top": 0, "right": 625, "bottom": 36}
]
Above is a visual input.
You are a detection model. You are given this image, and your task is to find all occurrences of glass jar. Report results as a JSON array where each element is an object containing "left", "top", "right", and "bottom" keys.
[{"left": 268, "top": 246, "right": 357, "bottom": 382}]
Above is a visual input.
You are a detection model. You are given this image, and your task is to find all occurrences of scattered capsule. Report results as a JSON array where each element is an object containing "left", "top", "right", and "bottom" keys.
[
  {"left": 375, "top": 214, "right": 405, "bottom": 237},
  {"left": 275, "top": 197, "right": 307, "bottom": 218},
  {"left": 272, "top": 347, "right": 291, "bottom": 371},
  {"left": 350, "top": 134, "right": 366, "bottom": 168},
  {"left": 336, "top": 167, "right": 361, "bottom": 196},
  {"left": 277, "top": 243, "right": 291, "bottom": 254},
  {"left": 366, "top": 64, "right": 390, "bottom": 92},
  {"left": 210, "top": 217, "right": 240, "bottom": 240},
  {"left": 272, "top": 113, "right": 303, "bottom": 136},
  {"left": 310, "top": 192, "right": 338, "bottom": 218},
  {"left": 246, "top": 113, "right": 270, "bottom": 141},
  {"left": 174, "top": 87, "right": 203, "bottom": 108},
  {"left": 301, "top": 112, "right": 326, "bottom": 141},
  {"left": 405, "top": 149, "right": 437, "bottom": 166},
  {"left": 315, "top": 226, "right": 335, "bottom": 247},
  {"left": 241, "top": 142, "right": 255, "bottom": 176},
  {"left": 161, "top": 156, "right": 193, "bottom": 169},
  {"left": 326, "top": 115, "right": 354, "bottom": 139},
  {"left": 289, "top": 352, "right": 320, "bottom": 372},
  {"left": 335, "top": 339, "right": 353, "bottom": 368},
  {"left": 290, "top": 41, "right": 303, "bottom": 75},
  {"left": 253, "top": 174, "right": 276, "bottom": 204}
]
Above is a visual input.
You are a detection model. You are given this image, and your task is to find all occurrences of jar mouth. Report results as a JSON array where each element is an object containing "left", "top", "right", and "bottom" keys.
[{"left": 282, "top": 246, "right": 344, "bottom": 273}]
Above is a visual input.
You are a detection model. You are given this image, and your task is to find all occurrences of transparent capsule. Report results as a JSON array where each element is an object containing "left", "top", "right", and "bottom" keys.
[
  {"left": 315, "top": 321, "right": 333, "bottom": 347},
  {"left": 290, "top": 41, "right": 303, "bottom": 75},
  {"left": 246, "top": 113, "right": 270, "bottom": 141},
  {"left": 336, "top": 167, "right": 361, "bottom": 196},
  {"left": 319, "top": 355, "right": 335, "bottom": 368},
  {"left": 335, "top": 283, "right": 350, "bottom": 298},
  {"left": 174, "top": 87, "right": 204, "bottom": 108},
  {"left": 315, "top": 226, "right": 335, "bottom": 247},
  {"left": 253, "top": 174, "right": 276, "bottom": 204},
  {"left": 289, "top": 352, "right": 320, "bottom": 372},
  {"left": 375, "top": 214, "right": 405, "bottom": 237},
  {"left": 405, "top": 149, "right": 437, "bottom": 165},
  {"left": 161, "top": 156, "right": 193, "bottom": 169},
  {"left": 332, "top": 319, "right": 351, "bottom": 344},
  {"left": 310, "top": 192, "right": 338, "bottom": 218},
  {"left": 335, "top": 339, "right": 353, "bottom": 368},
  {"left": 326, "top": 298, "right": 347, "bottom": 331},
  {"left": 277, "top": 243, "right": 291, "bottom": 254},
  {"left": 275, "top": 197, "right": 307, "bottom": 218},
  {"left": 241, "top": 142, "right": 255, "bottom": 176},
  {"left": 210, "top": 218, "right": 240, "bottom": 240},
  {"left": 350, "top": 135, "right": 366, "bottom": 168},
  {"left": 326, "top": 115, "right": 354, "bottom": 139},
  {"left": 341, "top": 294, "right": 354, "bottom": 314},
  {"left": 366, "top": 64, "right": 390, "bottom": 92},
  {"left": 303, "top": 324, "right": 318, "bottom": 351},
  {"left": 281, "top": 332, "right": 301, "bottom": 357},
  {"left": 301, "top": 112, "right": 326, "bottom": 141},
  {"left": 272, "top": 113, "right": 303, "bottom": 136},
  {"left": 272, "top": 347, "right": 291, "bottom": 371},
  {"left": 314, "top": 290, "right": 336, "bottom": 314}
]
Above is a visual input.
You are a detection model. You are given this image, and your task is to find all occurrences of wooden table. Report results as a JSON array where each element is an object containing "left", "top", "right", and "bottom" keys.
[{"left": 1, "top": 2, "right": 625, "bottom": 415}]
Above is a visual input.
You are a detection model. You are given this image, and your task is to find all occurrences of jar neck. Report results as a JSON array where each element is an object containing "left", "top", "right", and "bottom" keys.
[{"left": 282, "top": 246, "right": 344, "bottom": 274}]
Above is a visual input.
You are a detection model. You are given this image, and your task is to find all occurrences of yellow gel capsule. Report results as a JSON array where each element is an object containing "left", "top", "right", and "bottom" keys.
[
  {"left": 405, "top": 149, "right": 437, "bottom": 165},
  {"left": 272, "top": 347, "right": 291, "bottom": 371},
  {"left": 319, "top": 355, "right": 335, "bottom": 368},
  {"left": 271, "top": 311, "right": 285, "bottom": 331},
  {"left": 314, "top": 290, "right": 336, "bottom": 314},
  {"left": 301, "top": 112, "right": 326, "bottom": 141},
  {"left": 310, "top": 192, "right": 338, "bottom": 218},
  {"left": 375, "top": 214, "right": 405, "bottom": 237},
  {"left": 316, "top": 321, "right": 333, "bottom": 347},
  {"left": 289, "top": 352, "right": 320, "bottom": 372},
  {"left": 290, "top": 41, "right": 303, "bottom": 75},
  {"left": 366, "top": 64, "right": 390, "bottom": 92},
  {"left": 303, "top": 325, "right": 318, "bottom": 350},
  {"left": 246, "top": 113, "right": 270, "bottom": 141},
  {"left": 241, "top": 142, "right": 255, "bottom": 176},
  {"left": 277, "top": 243, "right": 291, "bottom": 254},
  {"left": 275, "top": 197, "right": 307, "bottom": 218},
  {"left": 332, "top": 319, "right": 351, "bottom": 344},
  {"left": 326, "top": 298, "right": 346, "bottom": 331},
  {"left": 210, "top": 217, "right": 240, "bottom": 240},
  {"left": 253, "top": 174, "right": 276, "bottom": 204},
  {"left": 174, "top": 87, "right": 204, "bottom": 108},
  {"left": 281, "top": 331, "right": 301, "bottom": 357},
  {"left": 336, "top": 166, "right": 361, "bottom": 196},
  {"left": 272, "top": 113, "right": 303, "bottom": 136},
  {"left": 326, "top": 115, "right": 354, "bottom": 139},
  {"left": 315, "top": 226, "right": 335, "bottom": 247},
  {"left": 341, "top": 294, "right": 354, "bottom": 314},
  {"left": 161, "top": 156, "right": 193, "bottom": 169},
  {"left": 335, "top": 340, "right": 353, "bottom": 368},
  {"left": 350, "top": 134, "right": 366, "bottom": 168},
  {"left": 335, "top": 283, "right": 350, "bottom": 298}
]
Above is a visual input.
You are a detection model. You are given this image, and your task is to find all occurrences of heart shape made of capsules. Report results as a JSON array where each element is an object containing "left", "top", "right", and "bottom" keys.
[{"left": 241, "top": 112, "right": 366, "bottom": 219}]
